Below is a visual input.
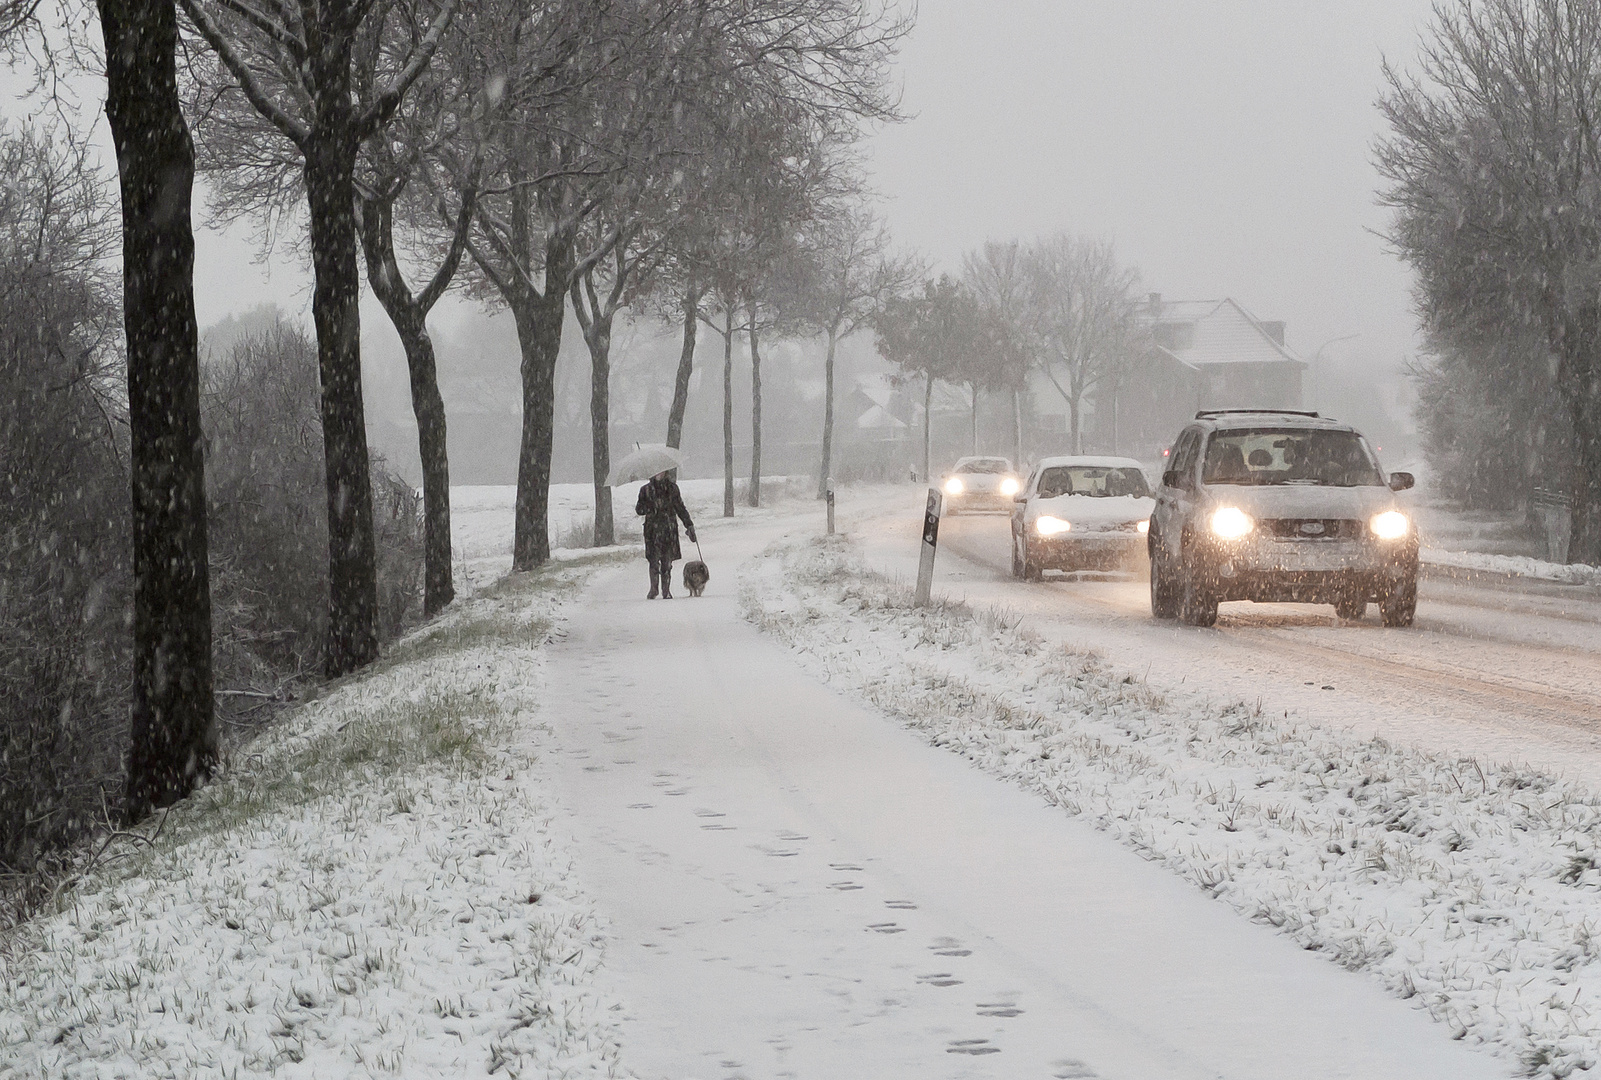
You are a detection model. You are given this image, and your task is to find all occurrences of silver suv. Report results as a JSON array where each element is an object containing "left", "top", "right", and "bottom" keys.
[{"left": 1148, "top": 410, "right": 1417, "bottom": 627}]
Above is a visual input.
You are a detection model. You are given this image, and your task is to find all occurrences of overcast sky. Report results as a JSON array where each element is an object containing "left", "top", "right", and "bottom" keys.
[
  {"left": 868, "top": 0, "right": 1438, "bottom": 379},
  {"left": 5, "top": 1, "right": 1440, "bottom": 384}
]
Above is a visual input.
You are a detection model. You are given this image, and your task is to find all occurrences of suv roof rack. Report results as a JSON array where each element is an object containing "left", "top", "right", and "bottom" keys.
[{"left": 1194, "top": 408, "right": 1321, "bottom": 420}]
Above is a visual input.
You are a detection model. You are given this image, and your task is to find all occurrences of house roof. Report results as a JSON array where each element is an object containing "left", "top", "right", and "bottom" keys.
[{"left": 1147, "top": 297, "right": 1307, "bottom": 371}]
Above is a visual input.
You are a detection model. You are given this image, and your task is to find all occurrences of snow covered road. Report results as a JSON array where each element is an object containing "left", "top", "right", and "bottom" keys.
[
  {"left": 538, "top": 513, "right": 1507, "bottom": 1079},
  {"left": 874, "top": 495, "right": 1601, "bottom": 779}
]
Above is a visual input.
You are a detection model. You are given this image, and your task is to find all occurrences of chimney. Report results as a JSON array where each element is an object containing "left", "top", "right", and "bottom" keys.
[{"left": 1261, "top": 320, "right": 1285, "bottom": 346}]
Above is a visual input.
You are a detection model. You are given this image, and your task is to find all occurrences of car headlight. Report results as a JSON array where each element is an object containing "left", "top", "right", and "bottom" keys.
[
  {"left": 999, "top": 476, "right": 1020, "bottom": 496},
  {"left": 1210, "top": 506, "right": 1254, "bottom": 538},
  {"left": 1137, "top": 519, "right": 1149, "bottom": 534},
  {"left": 944, "top": 477, "right": 963, "bottom": 496},
  {"left": 1370, "top": 510, "right": 1411, "bottom": 540},
  {"left": 1035, "top": 515, "right": 1071, "bottom": 536}
]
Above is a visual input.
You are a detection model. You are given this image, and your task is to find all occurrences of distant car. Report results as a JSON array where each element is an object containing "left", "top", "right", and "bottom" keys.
[
  {"left": 940, "top": 456, "right": 1020, "bottom": 514},
  {"left": 1010, "top": 456, "right": 1154, "bottom": 580},
  {"left": 1148, "top": 410, "right": 1418, "bottom": 627}
]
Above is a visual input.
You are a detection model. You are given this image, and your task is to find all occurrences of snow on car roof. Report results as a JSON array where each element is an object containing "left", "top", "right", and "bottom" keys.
[{"left": 1034, "top": 455, "right": 1147, "bottom": 470}]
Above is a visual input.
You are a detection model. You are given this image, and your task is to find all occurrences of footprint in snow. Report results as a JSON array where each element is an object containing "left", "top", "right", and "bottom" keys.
[
  {"left": 976, "top": 1002, "right": 1022, "bottom": 1017},
  {"left": 627, "top": 803, "right": 654, "bottom": 810},
  {"left": 917, "top": 973, "right": 962, "bottom": 987},
  {"left": 947, "top": 1039, "right": 999, "bottom": 1055},
  {"left": 1051, "top": 1059, "right": 1098, "bottom": 1078},
  {"left": 829, "top": 863, "right": 863, "bottom": 872},
  {"left": 868, "top": 922, "right": 906, "bottom": 934},
  {"left": 829, "top": 881, "right": 863, "bottom": 891},
  {"left": 929, "top": 937, "right": 972, "bottom": 957},
  {"left": 884, "top": 899, "right": 917, "bottom": 910},
  {"left": 701, "top": 824, "right": 737, "bottom": 831},
  {"left": 693, "top": 809, "right": 726, "bottom": 818}
]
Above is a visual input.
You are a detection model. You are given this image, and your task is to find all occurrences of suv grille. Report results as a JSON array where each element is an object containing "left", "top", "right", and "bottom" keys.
[{"left": 1262, "top": 518, "right": 1362, "bottom": 541}]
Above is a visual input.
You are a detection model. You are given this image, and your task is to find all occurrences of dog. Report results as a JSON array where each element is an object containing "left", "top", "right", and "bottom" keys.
[{"left": 682, "top": 559, "right": 710, "bottom": 597}]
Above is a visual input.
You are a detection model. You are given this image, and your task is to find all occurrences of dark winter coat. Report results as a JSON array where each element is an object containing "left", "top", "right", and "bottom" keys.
[{"left": 636, "top": 477, "right": 695, "bottom": 563}]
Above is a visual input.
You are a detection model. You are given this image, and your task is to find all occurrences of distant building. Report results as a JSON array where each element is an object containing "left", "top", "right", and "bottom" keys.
[{"left": 1106, "top": 294, "right": 1308, "bottom": 457}]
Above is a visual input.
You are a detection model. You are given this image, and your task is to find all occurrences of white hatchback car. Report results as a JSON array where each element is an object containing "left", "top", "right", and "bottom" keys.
[
  {"left": 1010, "top": 456, "right": 1155, "bottom": 580},
  {"left": 941, "top": 456, "right": 1020, "bottom": 514}
]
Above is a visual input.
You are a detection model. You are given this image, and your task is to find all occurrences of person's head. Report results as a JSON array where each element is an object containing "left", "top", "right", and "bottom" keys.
[{"left": 652, "top": 470, "right": 670, "bottom": 482}]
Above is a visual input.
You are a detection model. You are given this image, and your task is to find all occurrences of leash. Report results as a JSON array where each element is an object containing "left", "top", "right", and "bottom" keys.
[{"left": 694, "top": 539, "right": 705, "bottom": 562}]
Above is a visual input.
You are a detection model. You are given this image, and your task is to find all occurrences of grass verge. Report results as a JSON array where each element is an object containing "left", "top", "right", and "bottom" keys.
[{"left": 0, "top": 559, "right": 621, "bottom": 1078}]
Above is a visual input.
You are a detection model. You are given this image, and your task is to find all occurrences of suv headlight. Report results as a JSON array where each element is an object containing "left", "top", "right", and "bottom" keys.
[
  {"left": 1210, "top": 507, "right": 1254, "bottom": 538},
  {"left": 1000, "top": 476, "right": 1020, "bottom": 496},
  {"left": 1370, "top": 510, "right": 1411, "bottom": 540},
  {"left": 1035, "top": 515, "right": 1070, "bottom": 536},
  {"left": 944, "top": 477, "right": 963, "bottom": 496}
]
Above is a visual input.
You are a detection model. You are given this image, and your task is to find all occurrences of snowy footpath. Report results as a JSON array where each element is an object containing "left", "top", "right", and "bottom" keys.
[{"left": 538, "top": 514, "right": 1508, "bottom": 1080}]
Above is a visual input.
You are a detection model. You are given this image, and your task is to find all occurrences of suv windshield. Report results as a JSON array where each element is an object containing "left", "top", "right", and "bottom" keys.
[
  {"left": 1201, "top": 428, "right": 1385, "bottom": 487},
  {"left": 956, "top": 458, "right": 1012, "bottom": 474},
  {"left": 1038, "top": 466, "right": 1150, "bottom": 498}
]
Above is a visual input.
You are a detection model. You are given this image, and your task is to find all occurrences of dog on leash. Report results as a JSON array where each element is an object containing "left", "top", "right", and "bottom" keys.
[{"left": 682, "top": 559, "right": 710, "bottom": 597}]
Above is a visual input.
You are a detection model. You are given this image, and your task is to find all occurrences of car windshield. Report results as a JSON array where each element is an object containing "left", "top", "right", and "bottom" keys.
[
  {"left": 1201, "top": 428, "right": 1385, "bottom": 487},
  {"left": 1037, "top": 466, "right": 1150, "bottom": 498},
  {"left": 956, "top": 458, "right": 1012, "bottom": 474}
]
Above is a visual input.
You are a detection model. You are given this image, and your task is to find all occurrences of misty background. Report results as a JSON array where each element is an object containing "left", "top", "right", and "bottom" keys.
[{"left": 121, "top": 0, "right": 1436, "bottom": 485}]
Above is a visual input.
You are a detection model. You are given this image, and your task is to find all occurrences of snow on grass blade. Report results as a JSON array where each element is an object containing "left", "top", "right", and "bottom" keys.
[
  {"left": 743, "top": 535, "right": 1601, "bottom": 1079},
  {"left": 0, "top": 560, "right": 627, "bottom": 1079}
]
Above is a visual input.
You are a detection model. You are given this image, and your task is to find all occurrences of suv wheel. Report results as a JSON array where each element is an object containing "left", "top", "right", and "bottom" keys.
[
  {"left": 1334, "top": 595, "right": 1368, "bottom": 621},
  {"left": 1021, "top": 535, "right": 1043, "bottom": 581},
  {"left": 1379, "top": 574, "right": 1417, "bottom": 627},
  {"left": 1149, "top": 543, "right": 1179, "bottom": 619},
  {"left": 1177, "top": 547, "right": 1218, "bottom": 627}
]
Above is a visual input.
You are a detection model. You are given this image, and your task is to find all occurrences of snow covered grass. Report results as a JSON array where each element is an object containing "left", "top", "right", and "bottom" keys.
[
  {"left": 1423, "top": 547, "right": 1601, "bottom": 587},
  {"left": 0, "top": 554, "right": 630, "bottom": 1079},
  {"left": 744, "top": 535, "right": 1601, "bottom": 1079}
]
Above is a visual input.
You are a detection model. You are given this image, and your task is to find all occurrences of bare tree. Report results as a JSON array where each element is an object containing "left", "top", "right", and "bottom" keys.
[
  {"left": 1377, "top": 0, "right": 1601, "bottom": 562},
  {"left": 180, "top": 0, "right": 457, "bottom": 675},
  {"left": 802, "top": 206, "right": 918, "bottom": 497},
  {"left": 96, "top": 0, "right": 216, "bottom": 820},
  {"left": 874, "top": 275, "right": 984, "bottom": 482},
  {"left": 570, "top": 220, "right": 668, "bottom": 545},
  {"left": 963, "top": 239, "right": 1033, "bottom": 464},
  {"left": 1026, "top": 235, "right": 1142, "bottom": 455}
]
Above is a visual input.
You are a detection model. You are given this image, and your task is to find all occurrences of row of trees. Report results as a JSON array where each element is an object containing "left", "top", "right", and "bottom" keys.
[
  {"left": 873, "top": 235, "right": 1148, "bottom": 481},
  {"left": 2, "top": 0, "right": 912, "bottom": 824},
  {"left": 1378, "top": 0, "right": 1601, "bottom": 564}
]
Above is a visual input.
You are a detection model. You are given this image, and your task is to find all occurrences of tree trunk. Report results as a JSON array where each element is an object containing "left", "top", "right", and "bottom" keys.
[
  {"left": 1559, "top": 307, "right": 1601, "bottom": 563},
  {"left": 923, "top": 371, "right": 933, "bottom": 483},
  {"left": 970, "top": 385, "right": 978, "bottom": 453},
  {"left": 357, "top": 196, "right": 454, "bottom": 616},
  {"left": 666, "top": 282, "right": 698, "bottom": 451},
  {"left": 1110, "top": 383, "right": 1120, "bottom": 456},
  {"left": 748, "top": 314, "right": 761, "bottom": 508},
  {"left": 510, "top": 230, "right": 574, "bottom": 571},
  {"left": 1069, "top": 394, "right": 1082, "bottom": 455},
  {"left": 587, "top": 311, "right": 614, "bottom": 547},
  {"left": 722, "top": 311, "right": 735, "bottom": 517},
  {"left": 304, "top": 128, "right": 379, "bottom": 676},
  {"left": 100, "top": 0, "right": 216, "bottom": 822},
  {"left": 1011, "top": 385, "right": 1022, "bottom": 465},
  {"left": 818, "top": 324, "right": 837, "bottom": 498}
]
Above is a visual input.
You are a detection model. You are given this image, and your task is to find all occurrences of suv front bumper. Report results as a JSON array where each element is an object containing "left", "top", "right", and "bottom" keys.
[{"left": 1192, "top": 535, "right": 1417, "bottom": 603}]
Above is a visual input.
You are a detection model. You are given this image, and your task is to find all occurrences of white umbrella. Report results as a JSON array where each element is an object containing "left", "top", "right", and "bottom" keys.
[{"left": 606, "top": 444, "right": 684, "bottom": 487}]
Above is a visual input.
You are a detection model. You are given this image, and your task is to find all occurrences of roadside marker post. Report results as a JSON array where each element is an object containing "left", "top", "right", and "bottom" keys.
[
  {"left": 915, "top": 487, "right": 942, "bottom": 606},
  {"left": 826, "top": 477, "right": 835, "bottom": 535}
]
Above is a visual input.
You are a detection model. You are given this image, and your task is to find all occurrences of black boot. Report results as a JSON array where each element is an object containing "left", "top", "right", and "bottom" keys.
[
  {"left": 647, "top": 567, "right": 659, "bottom": 599},
  {"left": 660, "top": 561, "right": 673, "bottom": 599}
]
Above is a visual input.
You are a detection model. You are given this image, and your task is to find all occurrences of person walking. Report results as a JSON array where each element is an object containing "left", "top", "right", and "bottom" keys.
[{"left": 636, "top": 470, "right": 696, "bottom": 599}]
